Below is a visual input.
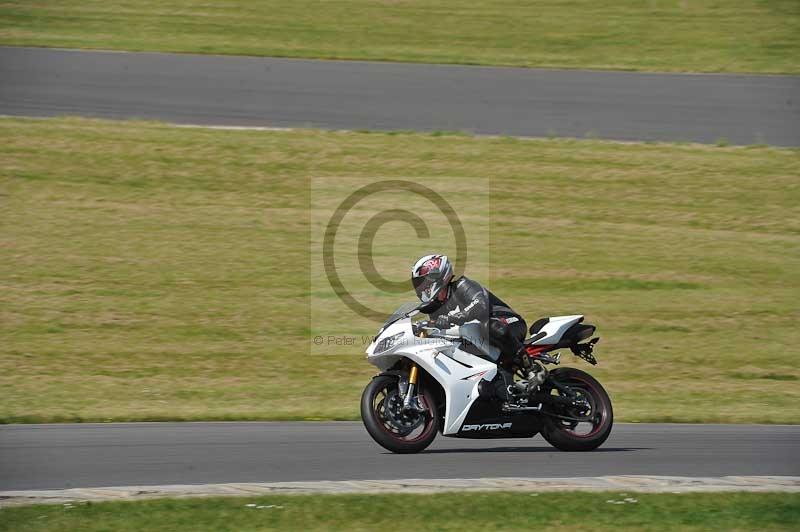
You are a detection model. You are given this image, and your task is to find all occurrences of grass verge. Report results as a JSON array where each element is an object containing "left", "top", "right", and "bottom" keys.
[
  {"left": 0, "top": 1, "right": 798, "bottom": 74},
  {"left": 1, "top": 117, "right": 799, "bottom": 424},
  {"left": 2, "top": 492, "right": 799, "bottom": 531}
]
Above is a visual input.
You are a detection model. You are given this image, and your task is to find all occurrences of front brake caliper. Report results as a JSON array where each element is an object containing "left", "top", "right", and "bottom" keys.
[{"left": 397, "top": 376, "right": 409, "bottom": 399}]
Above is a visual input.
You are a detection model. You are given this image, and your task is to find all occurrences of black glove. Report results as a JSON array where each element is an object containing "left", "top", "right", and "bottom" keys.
[{"left": 434, "top": 315, "right": 451, "bottom": 329}]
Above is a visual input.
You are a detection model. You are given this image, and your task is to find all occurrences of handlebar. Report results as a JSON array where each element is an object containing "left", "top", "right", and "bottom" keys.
[{"left": 414, "top": 320, "right": 460, "bottom": 339}]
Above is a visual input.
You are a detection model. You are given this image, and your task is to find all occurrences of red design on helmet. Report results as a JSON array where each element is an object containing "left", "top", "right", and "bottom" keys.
[{"left": 418, "top": 256, "right": 442, "bottom": 277}]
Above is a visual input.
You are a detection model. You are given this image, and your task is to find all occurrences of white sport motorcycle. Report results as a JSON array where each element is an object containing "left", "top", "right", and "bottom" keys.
[{"left": 361, "top": 302, "right": 613, "bottom": 453}]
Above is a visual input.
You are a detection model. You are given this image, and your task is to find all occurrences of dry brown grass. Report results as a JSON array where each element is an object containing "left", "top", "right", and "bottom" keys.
[{"left": 1, "top": 117, "right": 798, "bottom": 423}]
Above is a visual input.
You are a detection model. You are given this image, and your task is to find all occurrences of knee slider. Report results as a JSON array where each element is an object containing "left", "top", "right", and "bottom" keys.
[{"left": 488, "top": 318, "right": 508, "bottom": 339}]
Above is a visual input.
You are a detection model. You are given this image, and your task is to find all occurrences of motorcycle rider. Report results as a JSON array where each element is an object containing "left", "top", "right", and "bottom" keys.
[{"left": 411, "top": 254, "right": 527, "bottom": 368}]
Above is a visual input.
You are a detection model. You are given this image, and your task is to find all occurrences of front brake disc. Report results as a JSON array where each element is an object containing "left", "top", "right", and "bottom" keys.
[{"left": 383, "top": 390, "right": 425, "bottom": 435}]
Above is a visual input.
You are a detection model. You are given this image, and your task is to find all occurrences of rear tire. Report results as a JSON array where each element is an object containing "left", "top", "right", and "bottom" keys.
[
  {"left": 540, "top": 367, "right": 613, "bottom": 452},
  {"left": 361, "top": 375, "right": 439, "bottom": 454}
]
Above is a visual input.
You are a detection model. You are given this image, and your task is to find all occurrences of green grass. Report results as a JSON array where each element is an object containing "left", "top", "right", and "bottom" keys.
[
  {"left": 1, "top": 116, "right": 799, "bottom": 424},
  {"left": 0, "top": 1, "right": 799, "bottom": 73},
  {"left": 2, "top": 492, "right": 799, "bottom": 531}
]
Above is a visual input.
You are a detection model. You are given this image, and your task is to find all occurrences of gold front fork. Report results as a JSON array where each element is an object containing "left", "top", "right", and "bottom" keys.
[
  {"left": 408, "top": 364, "right": 419, "bottom": 385},
  {"left": 403, "top": 363, "right": 419, "bottom": 410}
]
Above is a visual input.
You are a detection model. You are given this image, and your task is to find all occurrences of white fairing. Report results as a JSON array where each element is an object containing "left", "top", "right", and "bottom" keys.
[
  {"left": 366, "top": 318, "right": 497, "bottom": 435},
  {"left": 529, "top": 315, "right": 584, "bottom": 345}
]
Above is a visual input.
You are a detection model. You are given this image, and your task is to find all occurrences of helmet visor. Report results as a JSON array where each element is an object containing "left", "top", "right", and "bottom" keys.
[{"left": 412, "top": 276, "right": 438, "bottom": 303}]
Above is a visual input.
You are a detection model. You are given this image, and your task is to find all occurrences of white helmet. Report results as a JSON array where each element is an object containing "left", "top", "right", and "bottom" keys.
[{"left": 411, "top": 254, "right": 454, "bottom": 303}]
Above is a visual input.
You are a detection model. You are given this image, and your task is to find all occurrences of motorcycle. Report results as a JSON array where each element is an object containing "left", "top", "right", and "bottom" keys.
[{"left": 360, "top": 302, "right": 613, "bottom": 453}]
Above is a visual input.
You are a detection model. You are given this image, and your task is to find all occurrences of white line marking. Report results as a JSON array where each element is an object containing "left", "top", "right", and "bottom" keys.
[{"left": 172, "top": 124, "right": 296, "bottom": 132}]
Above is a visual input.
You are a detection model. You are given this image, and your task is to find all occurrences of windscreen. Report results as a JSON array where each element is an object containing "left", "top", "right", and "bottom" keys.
[{"left": 381, "top": 301, "right": 420, "bottom": 328}]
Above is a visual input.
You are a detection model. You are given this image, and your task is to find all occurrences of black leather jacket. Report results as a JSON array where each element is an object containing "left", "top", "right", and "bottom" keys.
[{"left": 421, "top": 276, "right": 520, "bottom": 327}]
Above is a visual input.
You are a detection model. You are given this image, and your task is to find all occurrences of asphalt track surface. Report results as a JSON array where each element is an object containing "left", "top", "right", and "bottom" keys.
[
  {"left": 1, "top": 47, "right": 799, "bottom": 146},
  {"left": 1, "top": 422, "right": 797, "bottom": 491}
]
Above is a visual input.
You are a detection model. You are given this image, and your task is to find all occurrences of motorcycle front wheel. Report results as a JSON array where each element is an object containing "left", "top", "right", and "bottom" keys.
[
  {"left": 540, "top": 367, "right": 613, "bottom": 452},
  {"left": 361, "top": 375, "right": 439, "bottom": 454}
]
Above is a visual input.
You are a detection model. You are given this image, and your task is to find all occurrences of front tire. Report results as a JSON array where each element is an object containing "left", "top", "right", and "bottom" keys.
[
  {"left": 540, "top": 367, "right": 613, "bottom": 452},
  {"left": 361, "top": 375, "right": 439, "bottom": 454}
]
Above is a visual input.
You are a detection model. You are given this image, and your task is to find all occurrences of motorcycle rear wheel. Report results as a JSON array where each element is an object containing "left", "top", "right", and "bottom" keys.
[
  {"left": 361, "top": 375, "right": 439, "bottom": 454},
  {"left": 540, "top": 367, "right": 613, "bottom": 452}
]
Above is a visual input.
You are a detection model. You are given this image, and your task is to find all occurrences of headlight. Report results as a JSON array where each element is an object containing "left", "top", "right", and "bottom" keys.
[{"left": 374, "top": 332, "right": 405, "bottom": 354}]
